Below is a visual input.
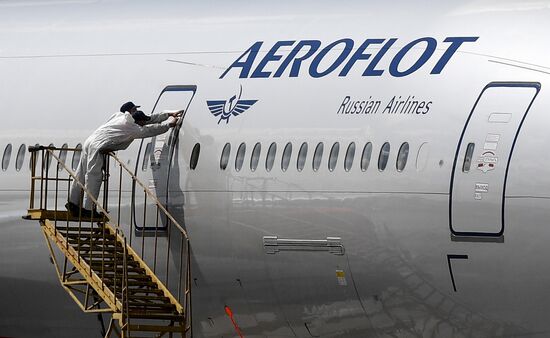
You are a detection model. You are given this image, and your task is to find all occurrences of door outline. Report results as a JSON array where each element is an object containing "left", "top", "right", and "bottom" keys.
[
  {"left": 449, "top": 81, "right": 541, "bottom": 237},
  {"left": 133, "top": 85, "right": 197, "bottom": 233}
]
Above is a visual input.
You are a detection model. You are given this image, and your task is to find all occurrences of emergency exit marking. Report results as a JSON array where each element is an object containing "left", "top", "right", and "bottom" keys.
[
  {"left": 483, "top": 133, "right": 500, "bottom": 152},
  {"left": 477, "top": 151, "right": 498, "bottom": 173},
  {"left": 474, "top": 182, "right": 489, "bottom": 200},
  {"left": 488, "top": 112, "right": 512, "bottom": 123},
  {"left": 475, "top": 183, "right": 489, "bottom": 193},
  {"left": 336, "top": 270, "right": 347, "bottom": 286},
  {"left": 485, "top": 134, "right": 500, "bottom": 142}
]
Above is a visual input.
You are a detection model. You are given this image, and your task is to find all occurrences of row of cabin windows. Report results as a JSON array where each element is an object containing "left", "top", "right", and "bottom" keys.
[
  {"left": 1, "top": 143, "right": 83, "bottom": 172},
  {"left": 215, "top": 141, "right": 411, "bottom": 173},
  {"left": 0, "top": 139, "right": 477, "bottom": 174},
  {"left": 2, "top": 140, "right": 414, "bottom": 174}
]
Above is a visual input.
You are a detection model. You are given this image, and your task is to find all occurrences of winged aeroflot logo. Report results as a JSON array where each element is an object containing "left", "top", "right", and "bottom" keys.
[{"left": 206, "top": 85, "right": 258, "bottom": 124}]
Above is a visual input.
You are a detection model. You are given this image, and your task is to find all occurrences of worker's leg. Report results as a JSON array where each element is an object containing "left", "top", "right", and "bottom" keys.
[
  {"left": 69, "top": 150, "right": 88, "bottom": 206},
  {"left": 82, "top": 149, "right": 104, "bottom": 210}
]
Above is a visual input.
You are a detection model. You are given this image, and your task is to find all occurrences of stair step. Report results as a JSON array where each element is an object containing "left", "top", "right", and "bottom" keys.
[
  {"left": 128, "top": 312, "right": 184, "bottom": 321},
  {"left": 128, "top": 302, "right": 176, "bottom": 309},
  {"left": 126, "top": 289, "right": 165, "bottom": 295},
  {"left": 53, "top": 226, "right": 105, "bottom": 233},
  {"left": 128, "top": 307, "right": 178, "bottom": 314},
  {"left": 103, "top": 274, "right": 152, "bottom": 281},
  {"left": 80, "top": 253, "right": 129, "bottom": 259},
  {"left": 128, "top": 324, "right": 185, "bottom": 333},
  {"left": 88, "top": 257, "right": 138, "bottom": 264},
  {"left": 67, "top": 234, "right": 116, "bottom": 240},
  {"left": 65, "top": 234, "right": 113, "bottom": 242},
  {"left": 69, "top": 242, "right": 120, "bottom": 249},
  {"left": 126, "top": 295, "right": 170, "bottom": 301},
  {"left": 90, "top": 266, "right": 146, "bottom": 274},
  {"left": 103, "top": 280, "right": 158, "bottom": 287}
]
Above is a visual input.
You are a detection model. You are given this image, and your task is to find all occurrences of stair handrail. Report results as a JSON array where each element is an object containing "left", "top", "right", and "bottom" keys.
[
  {"left": 107, "top": 151, "right": 189, "bottom": 240},
  {"left": 29, "top": 145, "right": 189, "bottom": 241},
  {"left": 29, "top": 145, "right": 124, "bottom": 235}
]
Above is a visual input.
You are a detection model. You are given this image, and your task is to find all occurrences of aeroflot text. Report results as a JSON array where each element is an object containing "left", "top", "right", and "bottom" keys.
[{"left": 220, "top": 37, "right": 478, "bottom": 79}]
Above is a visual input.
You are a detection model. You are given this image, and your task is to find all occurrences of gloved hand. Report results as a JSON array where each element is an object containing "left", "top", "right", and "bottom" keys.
[
  {"left": 169, "top": 110, "right": 184, "bottom": 118},
  {"left": 167, "top": 116, "right": 178, "bottom": 127}
]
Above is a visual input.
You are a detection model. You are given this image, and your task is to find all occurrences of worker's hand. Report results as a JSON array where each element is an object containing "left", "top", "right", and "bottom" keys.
[
  {"left": 167, "top": 116, "right": 178, "bottom": 127},
  {"left": 169, "top": 110, "right": 184, "bottom": 118}
]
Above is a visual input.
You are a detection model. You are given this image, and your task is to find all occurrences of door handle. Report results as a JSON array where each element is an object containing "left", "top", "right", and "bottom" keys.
[{"left": 263, "top": 236, "right": 345, "bottom": 255}]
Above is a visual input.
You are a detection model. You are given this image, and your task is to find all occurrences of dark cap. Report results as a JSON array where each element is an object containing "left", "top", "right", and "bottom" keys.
[
  {"left": 132, "top": 110, "right": 151, "bottom": 122},
  {"left": 120, "top": 101, "right": 141, "bottom": 113}
]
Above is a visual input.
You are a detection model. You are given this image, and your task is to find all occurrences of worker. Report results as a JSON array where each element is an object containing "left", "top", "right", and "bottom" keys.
[{"left": 66, "top": 101, "right": 182, "bottom": 218}]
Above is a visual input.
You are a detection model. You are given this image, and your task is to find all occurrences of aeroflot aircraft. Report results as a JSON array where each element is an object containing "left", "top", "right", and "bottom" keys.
[{"left": 2, "top": 0, "right": 550, "bottom": 337}]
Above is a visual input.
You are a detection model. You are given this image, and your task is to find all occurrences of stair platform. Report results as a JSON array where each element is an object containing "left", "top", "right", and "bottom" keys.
[{"left": 24, "top": 209, "right": 107, "bottom": 222}]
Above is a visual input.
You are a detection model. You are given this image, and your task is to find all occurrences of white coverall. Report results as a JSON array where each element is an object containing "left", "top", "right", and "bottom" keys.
[{"left": 69, "top": 111, "right": 176, "bottom": 210}]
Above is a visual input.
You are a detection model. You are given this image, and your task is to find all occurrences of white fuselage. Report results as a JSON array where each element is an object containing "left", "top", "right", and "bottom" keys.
[{"left": 1, "top": 1, "right": 550, "bottom": 337}]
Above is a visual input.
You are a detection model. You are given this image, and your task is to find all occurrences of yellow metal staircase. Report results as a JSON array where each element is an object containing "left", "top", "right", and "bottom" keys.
[{"left": 24, "top": 146, "right": 191, "bottom": 337}]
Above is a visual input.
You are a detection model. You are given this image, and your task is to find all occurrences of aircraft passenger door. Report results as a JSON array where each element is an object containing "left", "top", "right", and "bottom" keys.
[
  {"left": 133, "top": 85, "right": 197, "bottom": 232},
  {"left": 450, "top": 82, "right": 540, "bottom": 237}
]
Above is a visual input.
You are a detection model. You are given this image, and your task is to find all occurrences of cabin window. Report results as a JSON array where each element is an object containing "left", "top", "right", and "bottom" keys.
[
  {"left": 250, "top": 142, "right": 261, "bottom": 172},
  {"left": 190, "top": 143, "right": 200, "bottom": 170},
  {"left": 462, "top": 143, "right": 475, "bottom": 172},
  {"left": 378, "top": 142, "right": 390, "bottom": 171},
  {"left": 313, "top": 142, "right": 324, "bottom": 172},
  {"left": 58, "top": 143, "right": 68, "bottom": 171},
  {"left": 2, "top": 144, "right": 12, "bottom": 171},
  {"left": 396, "top": 142, "right": 409, "bottom": 172},
  {"left": 71, "top": 143, "right": 82, "bottom": 171},
  {"left": 344, "top": 142, "right": 355, "bottom": 172},
  {"left": 142, "top": 142, "right": 152, "bottom": 171},
  {"left": 361, "top": 142, "right": 372, "bottom": 172},
  {"left": 281, "top": 142, "right": 292, "bottom": 172},
  {"left": 266, "top": 142, "right": 277, "bottom": 172},
  {"left": 415, "top": 142, "right": 429, "bottom": 171},
  {"left": 15, "top": 144, "right": 26, "bottom": 172},
  {"left": 46, "top": 143, "right": 54, "bottom": 171},
  {"left": 297, "top": 142, "right": 308, "bottom": 172},
  {"left": 235, "top": 143, "right": 246, "bottom": 172},
  {"left": 328, "top": 142, "right": 340, "bottom": 172},
  {"left": 220, "top": 143, "right": 231, "bottom": 170}
]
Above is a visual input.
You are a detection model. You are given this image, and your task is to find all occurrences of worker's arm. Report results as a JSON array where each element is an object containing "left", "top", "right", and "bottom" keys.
[
  {"left": 135, "top": 117, "right": 178, "bottom": 139},
  {"left": 146, "top": 109, "right": 184, "bottom": 124}
]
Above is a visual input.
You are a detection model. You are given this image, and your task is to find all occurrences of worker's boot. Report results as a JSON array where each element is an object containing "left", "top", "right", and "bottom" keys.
[
  {"left": 65, "top": 201, "right": 81, "bottom": 215},
  {"left": 65, "top": 202, "right": 106, "bottom": 220},
  {"left": 80, "top": 208, "right": 106, "bottom": 220},
  {"left": 90, "top": 209, "right": 107, "bottom": 220}
]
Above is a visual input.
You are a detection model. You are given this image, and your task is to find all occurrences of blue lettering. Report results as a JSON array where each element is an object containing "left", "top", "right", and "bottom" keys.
[
  {"left": 389, "top": 37, "right": 437, "bottom": 77},
  {"left": 251, "top": 40, "right": 295, "bottom": 78},
  {"left": 364, "top": 38, "right": 397, "bottom": 76},
  {"left": 339, "top": 39, "right": 384, "bottom": 77},
  {"left": 220, "top": 41, "right": 263, "bottom": 79},
  {"left": 274, "top": 40, "right": 321, "bottom": 77},
  {"left": 431, "top": 36, "right": 479, "bottom": 74},
  {"left": 221, "top": 36, "right": 478, "bottom": 79},
  {"left": 309, "top": 38, "right": 354, "bottom": 78}
]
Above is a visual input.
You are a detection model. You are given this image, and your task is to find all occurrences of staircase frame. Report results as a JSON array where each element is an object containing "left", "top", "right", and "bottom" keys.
[{"left": 25, "top": 145, "right": 192, "bottom": 337}]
